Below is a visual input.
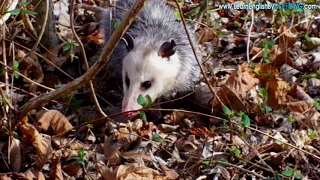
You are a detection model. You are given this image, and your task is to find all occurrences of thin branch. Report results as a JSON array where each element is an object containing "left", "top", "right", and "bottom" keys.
[
  {"left": 174, "top": 0, "right": 224, "bottom": 111},
  {"left": 22, "top": 0, "right": 49, "bottom": 61},
  {"left": 70, "top": 0, "right": 107, "bottom": 117}
]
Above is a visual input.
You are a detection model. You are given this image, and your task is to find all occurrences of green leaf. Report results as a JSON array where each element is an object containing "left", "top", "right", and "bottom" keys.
[
  {"left": 274, "top": 170, "right": 281, "bottom": 180},
  {"left": 75, "top": 157, "right": 83, "bottom": 164},
  {"left": 307, "top": 129, "right": 318, "bottom": 139},
  {"left": 294, "top": 171, "right": 302, "bottom": 179},
  {"left": 79, "top": 148, "right": 86, "bottom": 157},
  {"left": 240, "top": 16, "right": 249, "bottom": 21},
  {"left": 174, "top": 10, "right": 181, "bottom": 19},
  {"left": 281, "top": 167, "right": 295, "bottom": 177},
  {"left": 145, "top": 95, "right": 152, "bottom": 107},
  {"left": 222, "top": 105, "right": 232, "bottom": 116},
  {"left": 138, "top": 111, "right": 147, "bottom": 121},
  {"left": 234, "top": 149, "right": 241, "bottom": 157},
  {"left": 13, "top": 60, "right": 19, "bottom": 70},
  {"left": 7, "top": 9, "right": 21, "bottom": 15},
  {"left": 234, "top": 21, "right": 242, "bottom": 28},
  {"left": 240, "top": 112, "right": 250, "bottom": 127},
  {"left": 72, "top": 41, "right": 80, "bottom": 47},
  {"left": 63, "top": 43, "right": 71, "bottom": 51},
  {"left": 216, "top": 31, "right": 226, "bottom": 36},
  {"left": 13, "top": 72, "right": 19, "bottom": 79},
  {"left": 305, "top": 34, "right": 312, "bottom": 42},
  {"left": 258, "top": 88, "right": 268, "bottom": 100},
  {"left": 137, "top": 94, "right": 145, "bottom": 106},
  {"left": 152, "top": 133, "right": 165, "bottom": 144},
  {"left": 111, "top": 19, "right": 119, "bottom": 29},
  {"left": 21, "top": 9, "right": 37, "bottom": 15},
  {"left": 24, "top": 1, "right": 31, "bottom": 6}
]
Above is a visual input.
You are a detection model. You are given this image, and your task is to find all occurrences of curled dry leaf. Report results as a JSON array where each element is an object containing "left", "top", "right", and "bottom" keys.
[
  {"left": 277, "top": 25, "right": 297, "bottom": 50},
  {"left": 22, "top": 168, "right": 45, "bottom": 180},
  {"left": 164, "top": 111, "right": 186, "bottom": 124},
  {"left": 159, "top": 163, "right": 179, "bottom": 180},
  {"left": 16, "top": 50, "right": 44, "bottom": 92},
  {"left": 212, "top": 63, "right": 259, "bottom": 113},
  {"left": 273, "top": 52, "right": 295, "bottom": 69},
  {"left": 103, "top": 135, "right": 121, "bottom": 165},
  {"left": 0, "top": 173, "right": 29, "bottom": 180},
  {"left": 42, "top": 43, "right": 68, "bottom": 70},
  {"left": 51, "top": 153, "right": 64, "bottom": 180},
  {"left": 18, "top": 120, "right": 53, "bottom": 169},
  {"left": 9, "top": 137, "right": 21, "bottom": 172},
  {"left": 37, "top": 110, "right": 73, "bottom": 134},
  {"left": 267, "top": 76, "right": 290, "bottom": 110},
  {"left": 99, "top": 163, "right": 161, "bottom": 180}
]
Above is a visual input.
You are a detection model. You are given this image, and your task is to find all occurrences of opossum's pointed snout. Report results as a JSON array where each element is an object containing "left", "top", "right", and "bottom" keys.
[
  {"left": 123, "top": 111, "right": 138, "bottom": 117},
  {"left": 121, "top": 103, "right": 140, "bottom": 118}
]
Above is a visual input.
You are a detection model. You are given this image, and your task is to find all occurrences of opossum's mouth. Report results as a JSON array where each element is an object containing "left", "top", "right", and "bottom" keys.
[{"left": 123, "top": 111, "right": 138, "bottom": 118}]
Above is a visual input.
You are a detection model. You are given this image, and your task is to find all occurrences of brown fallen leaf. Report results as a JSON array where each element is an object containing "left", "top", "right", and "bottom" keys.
[
  {"left": 9, "top": 137, "right": 21, "bottom": 172},
  {"left": 273, "top": 51, "right": 295, "bottom": 69},
  {"left": 276, "top": 25, "right": 297, "bottom": 50},
  {"left": 0, "top": 172, "right": 29, "bottom": 180},
  {"left": 212, "top": 63, "right": 259, "bottom": 113},
  {"left": 267, "top": 76, "right": 290, "bottom": 110},
  {"left": 42, "top": 42, "right": 68, "bottom": 70},
  {"left": 18, "top": 119, "right": 53, "bottom": 170},
  {"left": 36, "top": 110, "right": 73, "bottom": 134},
  {"left": 22, "top": 168, "right": 45, "bottom": 180},
  {"left": 16, "top": 50, "right": 44, "bottom": 93},
  {"left": 99, "top": 163, "right": 162, "bottom": 180}
]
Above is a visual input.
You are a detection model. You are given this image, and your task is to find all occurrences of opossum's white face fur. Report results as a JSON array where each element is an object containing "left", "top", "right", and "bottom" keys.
[{"left": 121, "top": 39, "right": 180, "bottom": 117}]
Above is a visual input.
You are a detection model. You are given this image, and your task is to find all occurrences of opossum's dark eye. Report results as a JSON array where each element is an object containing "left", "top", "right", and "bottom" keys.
[
  {"left": 141, "top": 81, "right": 152, "bottom": 90},
  {"left": 125, "top": 74, "right": 130, "bottom": 87}
]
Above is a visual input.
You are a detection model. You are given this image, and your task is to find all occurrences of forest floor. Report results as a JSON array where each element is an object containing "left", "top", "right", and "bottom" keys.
[{"left": 1, "top": 0, "right": 320, "bottom": 179}]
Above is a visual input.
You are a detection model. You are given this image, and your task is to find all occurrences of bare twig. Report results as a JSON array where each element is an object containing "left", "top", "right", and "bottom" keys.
[
  {"left": 70, "top": 0, "right": 107, "bottom": 117},
  {"left": 174, "top": 0, "right": 224, "bottom": 112},
  {"left": 22, "top": 0, "right": 49, "bottom": 61},
  {"left": 246, "top": 2, "right": 254, "bottom": 63},
  {"left": 17, "top": 0, "right": 149, "bottom": 121}
]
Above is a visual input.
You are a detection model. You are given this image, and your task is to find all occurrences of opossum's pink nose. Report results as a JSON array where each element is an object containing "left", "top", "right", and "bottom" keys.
[
  {"left": 123, "top": 111, "right": 137, "bottom": 117},
  {"left": 122, "top": 104, "right": 138, "bottom": 117}
]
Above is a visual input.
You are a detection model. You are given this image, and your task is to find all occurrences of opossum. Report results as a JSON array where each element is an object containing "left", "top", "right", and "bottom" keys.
[{"left": 101, "top": 0, "right": 200, "bottom": 117}]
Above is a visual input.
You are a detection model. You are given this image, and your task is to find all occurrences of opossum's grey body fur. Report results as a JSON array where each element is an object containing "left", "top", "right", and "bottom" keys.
[{"left": 101, "top": 0, "right": 200, "bottom": 108}]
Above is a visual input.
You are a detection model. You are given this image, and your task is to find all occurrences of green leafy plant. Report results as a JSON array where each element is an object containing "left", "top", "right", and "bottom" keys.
[
  {"left": 233, "top": 21, "right": 242, "bottom": 28},
  {"left": 313, "top": 98, "right": 320, "bottom": 110},
  {"left": 12, "top": 60, "right": 19, "bottom": 79},
  {"left": 281, "top": 167, "right": 302, "bottom": 179},
  {"left": 238, "top": 111, "right": 250, "bottom": 128},
  {"left": 174, "top": 10, "right": 181, "bottom": 19},
  {"left": 229, "top": 146, "right": 242, "bottom": 158},
  {"left": 6, "top": 1, "right": 37, "bottom": 16},
  {"left": 75, "top": 148, "right": 86, "bottom": 165},
  {"left": 286, "top": 114, "right": 296, "bottom": 123},
  {"left": 152, "top": 133, "right": 165, "bottom": 145},
  {"left": 137, "top": 94, "right": 152, "bottom": 121},
  {"left": 301, "top": 71, "right": 320, "bottom": 80},
  {"left": 261, "top": 40, "right": 275, "bottom": 64},
  {"left": 258, "top": 88, "right": 268, "bottom": 101},
  {"left": 260, "top": 103, "right": 272, "bottom": 113},
  {"left": 63, "top": 39, "right": 79, "bottom": 52},
  {"left": 111, "top": 19, "right": 119, "bottom": 29},
  {"left": 222, "top": 106, "right": 251, "bottom": 128},
  {"left": 307, "top": 129, "right": 318, "bottom": 140}
]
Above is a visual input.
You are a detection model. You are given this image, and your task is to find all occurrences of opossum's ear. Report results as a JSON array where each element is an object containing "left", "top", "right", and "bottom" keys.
[
  {"left": 122, "top": 33, "right": 134, "bottom": 51},
  {"left": 158, "top": 39, "right": 176, "bottom": 58}
]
